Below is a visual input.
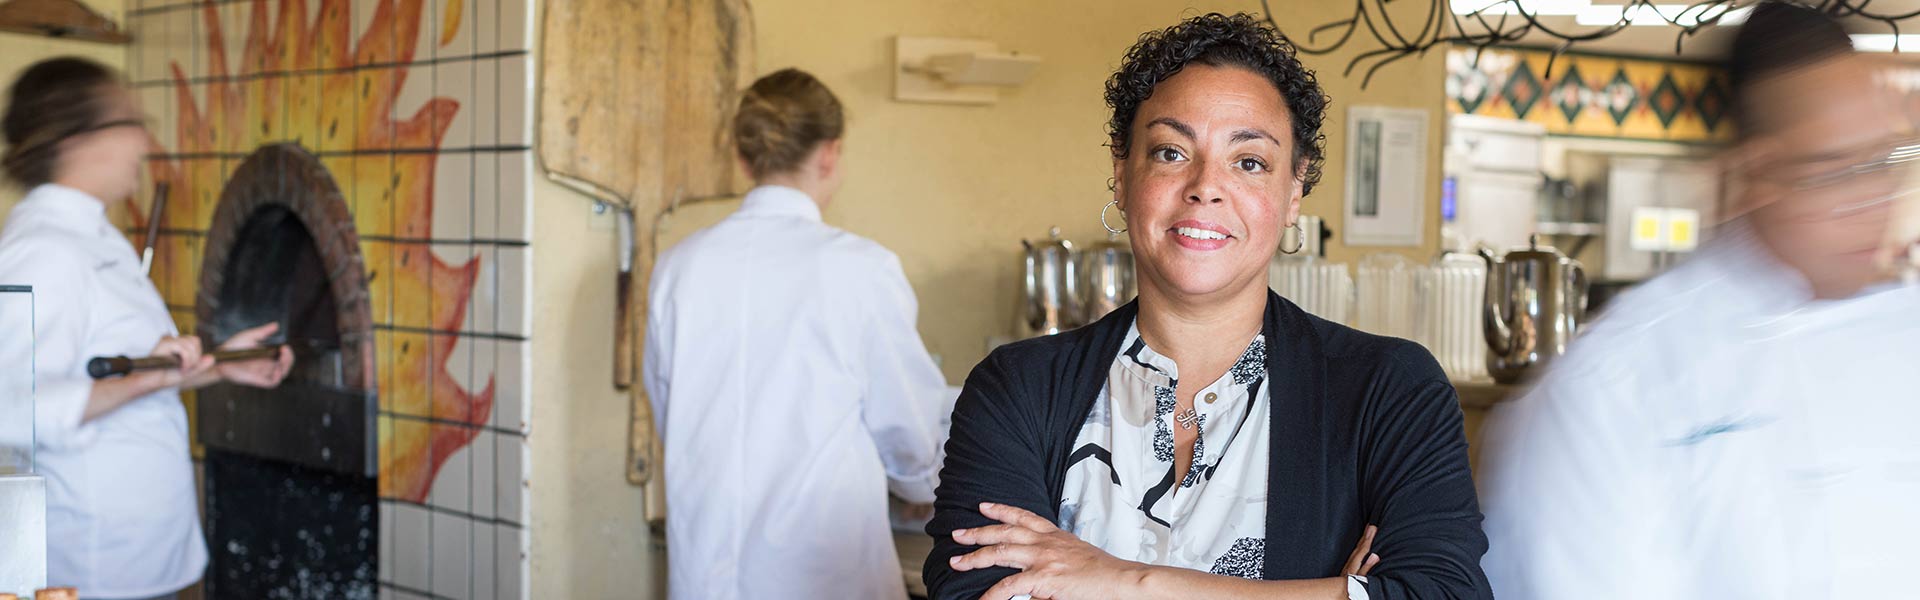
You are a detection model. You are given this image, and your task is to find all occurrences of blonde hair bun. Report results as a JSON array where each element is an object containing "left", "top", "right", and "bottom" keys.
[{"left": 733, "top": 68, "right": 844, "bottom": 179}]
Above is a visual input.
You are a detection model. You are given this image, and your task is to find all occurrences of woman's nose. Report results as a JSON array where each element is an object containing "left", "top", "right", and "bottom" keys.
[{"left": 1185, "top": 163, "right": 1226, "bottom": 205}]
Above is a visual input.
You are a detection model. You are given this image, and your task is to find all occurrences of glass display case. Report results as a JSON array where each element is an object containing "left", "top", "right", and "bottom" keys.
[
  {"left": 0, "top": 284, "right": 45, "bottom": 595},
  {"left": 1, "top": 284, "right": 33, "bottom": 475}
]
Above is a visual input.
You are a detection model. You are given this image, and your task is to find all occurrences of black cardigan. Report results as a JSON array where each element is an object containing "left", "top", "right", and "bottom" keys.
[{"left": 924, "top": 293, "right": 1492, "bottom": 599}]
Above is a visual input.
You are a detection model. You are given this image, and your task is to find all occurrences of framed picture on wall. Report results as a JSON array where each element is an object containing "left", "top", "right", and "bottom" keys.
[{"left": 1343, "top": 106, "right": 1429, "bottom": 246}]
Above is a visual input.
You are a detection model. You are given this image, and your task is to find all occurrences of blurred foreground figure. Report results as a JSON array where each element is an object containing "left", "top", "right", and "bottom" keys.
[{"left": 1479, "top": 3, "right": 1920, "bottom": 598}]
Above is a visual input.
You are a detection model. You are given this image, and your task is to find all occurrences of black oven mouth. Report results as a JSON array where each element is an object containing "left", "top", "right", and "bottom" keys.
[
  {"left": 196, "top": 142, "right": 376, "bottom": 476},
  {"left": 211, "top": 204, "right": 344, "bottom": 389}
]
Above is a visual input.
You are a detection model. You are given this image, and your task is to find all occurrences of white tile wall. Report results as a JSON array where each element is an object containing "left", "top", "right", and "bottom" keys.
[
  {"left": 494, "top": 432, "right": 525, "bottom": 525},
  {"left": 497, "top": 0, "right": 528, "bottom": 52},
  {"left": 128, "top": 0, "right": 537, "bottom": 597},
  {"left": 497, "top": 55, "right": 529, "bottom": 147},
  {"left": 428, "top": 428, "right": 472, "bottom": 513},
  {"left": 435, "top": 59, "right": 476, "bottom": 149},
  {"left": 468, "top": 424, "right": 496, "bottom": 520},
  {"left": 392, "top": 503, "right": 431, "bottom": 591},
  {"left": 467, "top": 246, "right": 498, "bottom": 333},
  {"left": 432, "top": 155, "right": 474, "bottom": 240},
  {"left": 495, "top": 524, "right": 524, "bottom": 599},
  {"left": 430, "top": 511, "right": 473, "bottom": 599},
  {"left": 495, "top": 245, "right": 528, "bottom": 337},
  {"left": 496, "top": 151, "right": 529, "bottom": 241},
  {"left": 493, "top": 341, "right": 525, "bottom": 433}
]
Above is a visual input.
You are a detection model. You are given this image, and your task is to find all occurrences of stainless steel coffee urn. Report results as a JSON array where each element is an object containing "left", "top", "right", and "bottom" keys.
[{"left": 1479, "top": 234, "right": 1588, "bottom": 383}]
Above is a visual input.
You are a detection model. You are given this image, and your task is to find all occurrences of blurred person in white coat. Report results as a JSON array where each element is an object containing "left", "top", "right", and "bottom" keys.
[
  {"left": 1479, "top": 4, "right": 1920, "bottom": 599},
  {"left": 0, "top": 57, "right": 293, "bottom": 600},
  {"left": 644, "top": 68, "right": 956, "bottom": 600}
]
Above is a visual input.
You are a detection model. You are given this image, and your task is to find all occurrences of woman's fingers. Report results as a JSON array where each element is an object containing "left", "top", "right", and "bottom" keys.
[
  {"left": 1358, "top": 552, "right": 1380, "bottom": 576},
  {"left": 979, "top": 573, "right": 1039, "bottom": 600},
  {"left": 225, "top": 321, "right": 280, "bottom": 348},
  {"left": 950, "top": 543, "right": 1038, "bottom": 572},
  {"left": 953, "top": 524, "right": 1045, "bottom": 547},
  {"left": 154, "top": 336, "right": 204, "bottom": 371},
  {"left": 980, "top": 502, "right": 1059, "bottom": 533},
  {"left": 1343, "top": 525, "right": 1378, "bottom": 575}
]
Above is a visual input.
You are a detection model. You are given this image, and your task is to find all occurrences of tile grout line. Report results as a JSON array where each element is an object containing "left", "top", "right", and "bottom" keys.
[
  {"left": 142, "top": 145, "right": 536, "bottom": 157},
  {"left": 127, "top": 51, "right": 532, "bottom": 85},
  {"left": 461, "top": 38, "right": 481, "bottom": 590},
  {"left": 377, "top": 409, "right": 526, "bottom": 439},
  {"left": 130, "top": 228, "right": 535, "bottom": 248},
  {"left": 380, "top": 496, "right": 524, "bottom": 529},
  {"left": 378, "top": 580, "right": 457, "bottom": 600}
]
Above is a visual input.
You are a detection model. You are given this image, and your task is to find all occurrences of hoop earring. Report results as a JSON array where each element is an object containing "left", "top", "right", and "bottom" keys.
[
  {"left": 1100, "top": 199, "right": 1127, "bottom": 235},
  {"left": 1279, "top": 220, "right": 1306, "bottom": 255}
]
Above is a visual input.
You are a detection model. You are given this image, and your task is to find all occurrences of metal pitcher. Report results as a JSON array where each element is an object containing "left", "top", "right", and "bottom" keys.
[
  {"left": 1479, "top": 234, "right": 1587, "bottom": 383},
  {"left": 1020, "top": 227, "right": 1081, "bottom": 337},
  {"left": 1079, "top": 233, "right": 1135, "bottom": 324}
]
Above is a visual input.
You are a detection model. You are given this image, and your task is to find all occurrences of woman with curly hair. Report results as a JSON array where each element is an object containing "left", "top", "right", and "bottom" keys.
[{"left": 923, "top": 13, "right": 1491, "bottom": 600}]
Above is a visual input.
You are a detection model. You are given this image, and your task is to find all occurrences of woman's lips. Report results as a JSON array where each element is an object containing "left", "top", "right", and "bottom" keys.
[{"left": 1169, "top": 220, "right": 1232, "bottom": 251}]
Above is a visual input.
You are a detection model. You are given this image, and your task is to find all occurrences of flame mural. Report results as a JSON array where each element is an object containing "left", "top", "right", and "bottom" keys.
[{"left": 127, "top": 0, "right": 493, "bottom": 502}]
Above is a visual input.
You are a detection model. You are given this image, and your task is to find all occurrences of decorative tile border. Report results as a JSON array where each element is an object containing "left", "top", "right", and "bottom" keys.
[{"left": 1447, "top": 45, "right": 1735, "bottom": 143}]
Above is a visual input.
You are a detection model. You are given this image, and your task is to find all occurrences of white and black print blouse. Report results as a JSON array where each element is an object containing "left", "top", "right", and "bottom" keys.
[{"left": 1055, "top": 320, "right": 1368, "bottom": 598}]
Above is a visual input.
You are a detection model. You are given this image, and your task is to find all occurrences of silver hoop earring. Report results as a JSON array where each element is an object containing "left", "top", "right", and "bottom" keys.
[
  {"left": 1100, "top": 199, "right": 1127, "bottom": 235},
  {"left": 1279, "top": 220, "right": 1306, "bottom": 255}
]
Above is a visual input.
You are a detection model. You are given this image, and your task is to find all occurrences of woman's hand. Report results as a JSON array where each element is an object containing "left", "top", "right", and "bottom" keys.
[
  {"left": 951, "top": 502, "right": 1151, "bottom": 600},
  {"left": 213, "top": 322, "right": 294, "bottom": 388},
  {"left": 140, "top": 334, "right": 214, "bottom": 391},
  {"left": 1343, "top": 524, "right": 1380, "bottom": 577},
  {"left": 82, "top": 335, "right": 213, "bottom": 423}
]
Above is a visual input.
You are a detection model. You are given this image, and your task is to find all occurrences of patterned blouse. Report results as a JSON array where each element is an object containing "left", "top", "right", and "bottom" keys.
[{"left": 1054, "top": 320, "right": 1368, "bottom": 598}]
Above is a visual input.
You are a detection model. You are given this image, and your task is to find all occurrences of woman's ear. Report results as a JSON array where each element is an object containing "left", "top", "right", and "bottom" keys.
[
  {"left": 1111, "top": 158, "right": 1127, "bottom": 211},
  {"left": 815, "top": 139, "right": 843, "bottom": 181}
]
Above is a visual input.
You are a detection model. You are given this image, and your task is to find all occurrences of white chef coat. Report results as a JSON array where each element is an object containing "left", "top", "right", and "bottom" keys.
[
  {"left": 644, "top": 185, "right": 955, "bottom": 600},
  {"left": 1479, "top": 219, "right": 1920, "bottom": 600},
  {"left": 0, "top": 184, "right": 206, "bottom": 598}
]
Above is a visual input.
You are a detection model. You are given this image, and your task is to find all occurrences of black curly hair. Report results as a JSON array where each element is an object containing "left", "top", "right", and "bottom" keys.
[{"left": 1105, "top": 12, "right": 1330, "bottom": 196}]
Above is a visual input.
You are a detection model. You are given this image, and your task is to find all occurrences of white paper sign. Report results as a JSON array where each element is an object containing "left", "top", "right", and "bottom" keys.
[
  {"left": 1628, "top": 207, "right": 1702, "bottom": 252},
  {"left": 1343, "top": 106, "right": 1430, "bottom": 246},
  {"left": 1666, "top": 208, "right": 1700, "bottom": 251},
  {"left": 1629, "top": 207, "right": 1666, "bottom": 252}
]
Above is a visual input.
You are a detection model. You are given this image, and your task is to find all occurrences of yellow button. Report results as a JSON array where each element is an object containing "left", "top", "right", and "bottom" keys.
[{"left": 1203, "top": 392, "right": 1218, "bottom": 404}]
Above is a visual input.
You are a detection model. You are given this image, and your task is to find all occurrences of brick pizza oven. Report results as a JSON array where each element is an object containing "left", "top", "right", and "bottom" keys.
[{"left": 193, "top": 143, "right": 378, "bottom": 599}]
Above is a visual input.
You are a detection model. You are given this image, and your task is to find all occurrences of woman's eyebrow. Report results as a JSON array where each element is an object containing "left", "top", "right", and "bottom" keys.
[
  {"left": 1147, "top": 117, "right": 1195, "bottom": 140},
  {"left": 1230, "top": 128, "right": 1279, "bottom": 146}
]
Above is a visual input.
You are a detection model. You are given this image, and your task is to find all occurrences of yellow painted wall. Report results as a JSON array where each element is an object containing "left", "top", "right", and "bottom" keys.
[
  {"left": 526, "top": 0, "right": 1444, "bottom": 596},
  {"left": 0, "top": 1, "right": 129, "bottom": 212},
  {"left": 527, "top": 176, "right": 665, "bottom": 598}
]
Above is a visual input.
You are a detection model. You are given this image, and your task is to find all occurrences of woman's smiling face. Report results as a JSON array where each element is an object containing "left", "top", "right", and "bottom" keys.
[{"left": 1114, "top": 63, "right": 1301, "bottom": 304}]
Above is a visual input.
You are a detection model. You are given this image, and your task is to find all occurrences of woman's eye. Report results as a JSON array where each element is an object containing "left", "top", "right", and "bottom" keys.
[
  {"left": 1236, "top": 157, "right": 1268, "bottom": 173},
  {"left": 1152, "top": 147, "right": 1186, "bottom": 162}
]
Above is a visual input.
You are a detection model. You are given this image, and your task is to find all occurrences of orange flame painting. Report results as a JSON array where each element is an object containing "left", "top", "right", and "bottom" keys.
[{"left": 127, "top": 0, "right": 493, "bottom": 502}]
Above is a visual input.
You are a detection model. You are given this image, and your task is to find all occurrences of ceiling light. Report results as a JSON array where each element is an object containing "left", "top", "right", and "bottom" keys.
[
  {"left": 1574, "top": 4, "right": 1738, "bottom": 27},
  {"left": 1451, "top": 0, "right": 1591, "bottom": 16},
  {"left": 1851, "top": 33, "right": 1920, "bottom": 52}
]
